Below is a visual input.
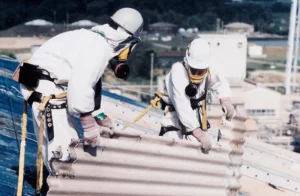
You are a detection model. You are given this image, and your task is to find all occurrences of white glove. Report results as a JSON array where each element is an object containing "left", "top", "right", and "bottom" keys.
[
  {"left": 80, "top": 115, "right": 113, "bottom": 147},
  {"left": 96, "top": 116, "right": 115, "bottom": 130},
  {"left": 192, "top": 128, "right": 212, "bottom": 152},
  {"left": 220, "top": 97, "right": 236, "bottom": 121}
]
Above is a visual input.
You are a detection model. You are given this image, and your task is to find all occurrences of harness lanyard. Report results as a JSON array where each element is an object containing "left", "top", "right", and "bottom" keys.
[{"left": 200, "top": 74, "right": 210, "bottom": 131}]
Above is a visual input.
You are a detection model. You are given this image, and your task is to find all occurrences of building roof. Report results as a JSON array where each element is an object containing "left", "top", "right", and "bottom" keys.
[
  {"left": 197, "top": 33, "right": 247, "bottom": 40},
  {"left": 24, "top": 19, "right": 53, "bottom": 26},
  {"left": 149, "top": 22, "right": 177, "bottom": 28},
  {"left": 244, "top": 86, "right": 281, "bottom": 110},
  {"left": 225, "top": 22, "right": 253, "bottom": 29},
  {"left": 70, "top": 20, "right": 99, "bottom": 26}
]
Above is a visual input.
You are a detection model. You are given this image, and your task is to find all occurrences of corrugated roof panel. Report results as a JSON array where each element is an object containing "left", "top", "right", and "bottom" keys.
[{"left": 47, "top": 117, "right": 246, "bottom": 196}]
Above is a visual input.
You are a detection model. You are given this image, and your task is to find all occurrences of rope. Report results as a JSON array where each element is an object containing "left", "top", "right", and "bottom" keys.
[
  {"left": 17, "top": 101, "right": 28, "bottom": 196},
  {"left": 122, "top": 96, "right": 161, "bottom": 130},
  {"left": 121, "top": 88, "right": 209, "bottom": 132}
]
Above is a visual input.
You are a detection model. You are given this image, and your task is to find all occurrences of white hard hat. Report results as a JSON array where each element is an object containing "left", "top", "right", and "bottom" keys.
[
  {"left": 111, "top": 8, "right": 143, "bottom": 38},
  {"left": 184, "top": 38, "right": 211, "bottom": 69}
]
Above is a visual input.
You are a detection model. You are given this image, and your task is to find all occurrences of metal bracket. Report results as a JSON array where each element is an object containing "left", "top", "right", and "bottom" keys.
[
  {"left": 217, "top": 129, "right": 222, "bottom": 142},
  {"left": 48, "top": 139, "right": 79, "bottom": 178}
]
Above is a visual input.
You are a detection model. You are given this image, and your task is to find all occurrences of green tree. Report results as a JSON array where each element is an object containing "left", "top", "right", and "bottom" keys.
[
  {"left": 0, "top": 0, "right": 290, "bottom": 35},
  {"left": 127, "top": 42, "right": 160, "bottom": 81}
]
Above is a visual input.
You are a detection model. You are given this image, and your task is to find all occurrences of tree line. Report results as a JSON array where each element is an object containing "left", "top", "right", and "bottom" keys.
[{"left": 0, "top": 0, "right": 291, "bottom": 35}]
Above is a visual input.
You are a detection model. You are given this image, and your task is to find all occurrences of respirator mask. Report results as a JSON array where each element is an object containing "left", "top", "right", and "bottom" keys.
[
  {"left": 184, "top": 65, "right": 208, "bottom": 98},
  {"left": 109, "top": 37, "right": 139, "bottom": 80}
]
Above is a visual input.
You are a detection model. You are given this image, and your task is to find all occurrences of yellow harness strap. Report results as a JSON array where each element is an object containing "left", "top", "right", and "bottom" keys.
[
  {"left": 203, "top": 70, "right": 211, "bottom": 131},
  {"left": 38, "top": 92, "right": 67, "bottom": 111},
  {"left": 201, "top": 100, "right": 208, "bottom": 131}
]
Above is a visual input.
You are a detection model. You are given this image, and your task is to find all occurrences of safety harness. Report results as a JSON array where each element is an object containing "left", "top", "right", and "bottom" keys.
[
  {"left": 157, "top": 66, "right": 211, "bottom": 137},
  {"left": 16, "top": 31, "right": 110, "bottom": 195},
  {"left": 18, "top": 90, "right": 67, "bottom": 196},
  {"left": 189, "top": 70, "right": 211, "bottom": 132},
  {"left": 17, "top": 73, "right": 103, "bottom": 196}
]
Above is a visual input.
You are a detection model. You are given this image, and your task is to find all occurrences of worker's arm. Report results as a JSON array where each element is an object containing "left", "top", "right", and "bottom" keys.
[
  {"left": 207, "top": 67, "right": 231, "bottom": 99},
  {"left": 167, "top": 63, "right": 199, "bottom": 132},
  {"left": 67, "top": 40, "right": 110, "bottom": 115},
  {"left": 207, "top": 67, "right": 235, "bottom": 120}
]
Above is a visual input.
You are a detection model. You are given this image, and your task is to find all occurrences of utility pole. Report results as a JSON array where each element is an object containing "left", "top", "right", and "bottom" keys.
[
  {"left": 150, "top": 53, "right": 154, "bottom": 95},
  {"left": 285, "top": 0, "right": 298, "bottom": 94},
  {"left": 66, "top": 13, "right": 69, "bottom": 31},
  {"left": 221, "top": 21, "right": 224, "bottom": 33},
  {"left": 216, "top": 18, "right": 221, "bottom": 33},
  {"left": 293, "top": 0, "right": 300, "bottom": 92}
]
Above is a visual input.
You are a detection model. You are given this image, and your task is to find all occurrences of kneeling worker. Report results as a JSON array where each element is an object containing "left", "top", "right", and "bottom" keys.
[{"left": 156, "top": 38, "right": 235, "bottom": 152}]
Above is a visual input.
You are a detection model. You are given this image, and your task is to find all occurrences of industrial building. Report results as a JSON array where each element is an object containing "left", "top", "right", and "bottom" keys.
[{"left": 224, "top": 22, "right": 254, "bottom": 35}]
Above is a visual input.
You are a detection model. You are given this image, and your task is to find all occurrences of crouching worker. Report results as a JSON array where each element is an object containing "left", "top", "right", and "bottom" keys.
[
  {"left": 13, "top": 8, "right": 144, "bottom": 168},
  {"left": 154, "top": 38, "right": 235, "bottom": 152}
]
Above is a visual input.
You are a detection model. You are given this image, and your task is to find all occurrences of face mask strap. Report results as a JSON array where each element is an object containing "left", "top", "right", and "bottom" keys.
[
  {"left": 117, "top": 39, "right": 139, "bottom": 62},
  {"left": 118, "top": 48, "right": 130, "bottom": 62}
]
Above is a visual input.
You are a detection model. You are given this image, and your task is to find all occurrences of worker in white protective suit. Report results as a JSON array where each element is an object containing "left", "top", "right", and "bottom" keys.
[
  {"left": 16, "top": 8, "right": 143, "bottom": 168},
  {"left": 156, "top": 38, "right": 235, "bottom": 152}
]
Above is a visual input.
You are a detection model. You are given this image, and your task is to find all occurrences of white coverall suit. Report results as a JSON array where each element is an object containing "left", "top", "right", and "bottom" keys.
[
  {"left": 160, "top": 62, "right": 231, "bottom": 140},
  {"left": 20, "top": 24, "right": 132, "bottom": 167}
]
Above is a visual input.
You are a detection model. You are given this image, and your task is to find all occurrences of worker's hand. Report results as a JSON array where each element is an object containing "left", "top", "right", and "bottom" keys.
[
  {"left": 220, "top": 97, "right": 236, "bottom": 121},
  {"left": 192, "top": 128, "right": 212, "bottom": 152},
  {"left": 80, "top": 115, "right": 113, "bottom": 147},
  {"left": 96, "top": 116, "right": 115, "bottom": 130}
]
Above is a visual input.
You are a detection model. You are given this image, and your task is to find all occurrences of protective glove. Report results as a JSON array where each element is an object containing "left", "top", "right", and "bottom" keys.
[
  {"left": 92, "top": 110, "right": 117, "bottom": 131},
  {"left": 192, "top": 128, "right": 212, "bottom": 152},
  {"left": 80, "top": 115, "right": 113, "bottom": 147},
  {"left": 220, "top": 97, "right": 236, "bottom": 121},
  {"left": 96, "top": 116, "right": 115, "bottom": 129}
]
